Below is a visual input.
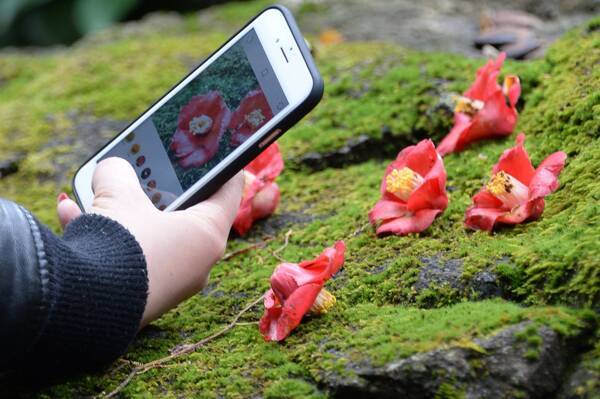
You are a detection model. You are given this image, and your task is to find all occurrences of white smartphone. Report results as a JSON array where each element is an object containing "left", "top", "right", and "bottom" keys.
[{"left": 73, "top": 5, "right": 323, "bottom": 212}]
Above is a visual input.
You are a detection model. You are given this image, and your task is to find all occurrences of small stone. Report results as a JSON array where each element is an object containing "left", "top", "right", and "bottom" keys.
[
  {"left": 502, "top": 36, "right": 542, "bottom": 60},
  {"left": 474, "top": 30, "right": 518, "bottom": 48}
]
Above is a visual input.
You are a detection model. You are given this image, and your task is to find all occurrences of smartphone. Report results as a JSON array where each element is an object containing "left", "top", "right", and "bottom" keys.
[{"left": 73, "top": 5, "right": 323, "bottom": 212}]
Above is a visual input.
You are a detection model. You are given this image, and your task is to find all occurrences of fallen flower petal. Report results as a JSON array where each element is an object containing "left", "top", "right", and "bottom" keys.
[
  {"left": 229, "top": 89, "right": 273, "bottom": 147},
  {"left": 170, "top": 91, "right": 230, "bottom": 168},
  {"left": 369, "top": 139, "right": 448, "bottom": 235},
  {"left": 233, "top": 143, "right": 284, "bottom": 235},
  {"left": 437, "top": 52, "right": 521, "bottom": 156},
  {"left": 259, "top": 241, "right": 346, "bottom": 342},
  {"left": 465, "top": 133, "right": 566, "bottom": 231}
]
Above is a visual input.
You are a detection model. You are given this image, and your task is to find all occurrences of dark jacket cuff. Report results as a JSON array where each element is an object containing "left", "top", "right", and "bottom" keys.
[{"left": 33, "top": 213, "right": 148, "bottom": 369}]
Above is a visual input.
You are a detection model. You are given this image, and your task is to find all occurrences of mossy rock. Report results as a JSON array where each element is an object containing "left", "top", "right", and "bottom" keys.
[{"left": 0, "top": 2, "right": 598, "bottom": 398}]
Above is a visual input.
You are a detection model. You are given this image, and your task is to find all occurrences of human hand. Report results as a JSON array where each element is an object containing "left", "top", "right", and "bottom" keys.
[{"left": 57, "top": 157, "right": 244, "bottom": 327}]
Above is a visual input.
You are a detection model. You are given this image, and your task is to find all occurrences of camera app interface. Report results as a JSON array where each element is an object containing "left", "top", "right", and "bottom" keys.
[{"left": 104, "top": 29, "right": 288, "bottom": 210}]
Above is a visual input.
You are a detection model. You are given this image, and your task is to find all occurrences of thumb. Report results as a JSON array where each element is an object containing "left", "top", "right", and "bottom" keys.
[
  {"left": 57, "top": 193, "right": 82, "bottom": 229},
  {"left": 92, "top": 157, "right": 150, "bottom": 207}
]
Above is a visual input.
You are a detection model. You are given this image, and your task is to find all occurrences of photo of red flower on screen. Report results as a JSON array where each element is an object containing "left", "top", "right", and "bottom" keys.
[
  {"left": 229, "top": 89, "right": 273, "bottom": 147},
  {"left": 169, "top": 91, "right": 231, "bottom": 169}
]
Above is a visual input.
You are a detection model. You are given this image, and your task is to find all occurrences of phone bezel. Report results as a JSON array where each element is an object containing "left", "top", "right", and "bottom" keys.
[{"left": 73, "top": 5, "right": 322, "bottom": 212}]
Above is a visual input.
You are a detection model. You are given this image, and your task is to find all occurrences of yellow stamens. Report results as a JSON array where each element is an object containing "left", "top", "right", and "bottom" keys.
[
  {"left": 189, "top": 115, "right": 213, "bottom": 136},
  {"left": 309, "top": 288, "right": 336, "bottom": 315},
  {"left": 503, "top": 76, "right": 518, "bottom": 97},
  {"left": 453, "top": 95, "right": 484, "bottom": 117},
  {"left": 486, "top": 171, "right": 529, "bottom": 208},
  {"left": 385, "top": 167, "right": 424, "bottom": 201},
  {"left": 245, "top": 108, "right": 266, "bottom": 129}
]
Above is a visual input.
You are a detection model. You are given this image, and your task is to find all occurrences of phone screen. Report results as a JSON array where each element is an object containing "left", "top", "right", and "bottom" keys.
[{"left": 102, "top": 28, "right": 289, "bottom": 210}]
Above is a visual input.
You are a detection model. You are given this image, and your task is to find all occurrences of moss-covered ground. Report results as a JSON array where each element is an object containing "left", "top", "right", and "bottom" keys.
[{"left": 0, "top": 1, "right": 598, "bottom": 397}]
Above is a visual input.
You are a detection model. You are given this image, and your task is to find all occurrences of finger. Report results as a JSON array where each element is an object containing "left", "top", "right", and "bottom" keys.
[
  {"left": 186, "top": 171, "right": 244, "bottom": 227},
  {"left": 57, "top": 193, "right": 82, "bottom": 229},
  {"left": 92, "top": 157, "right": 148, "bottom": 203}
]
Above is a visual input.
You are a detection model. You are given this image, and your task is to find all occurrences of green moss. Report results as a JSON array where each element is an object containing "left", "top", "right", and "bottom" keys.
[{"left": 435, "top": 383, "right": 466, "bottom": 399}]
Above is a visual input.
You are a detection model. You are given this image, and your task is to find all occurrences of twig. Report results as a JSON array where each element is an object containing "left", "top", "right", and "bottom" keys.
[
  {"left": 222, "top": 237, "right": 273, "bottom": 261},
  {"left": 349, "top": 222, "right": 371, "bottom": 238},
  {"left": 271, "top": 229, "right": 293, "bottom": 261},
  {"left": 100, "top": 294, "right": 265, "bottom": 399}
]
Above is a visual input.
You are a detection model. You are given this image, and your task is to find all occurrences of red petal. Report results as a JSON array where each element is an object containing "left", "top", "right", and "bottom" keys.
[
  {"left": 270, "top": 265, "right": 301, "bottom": 302},
  {"left": 232, "top": 197, "right": 254, "bottom": 235},
  {"left": 445, "top": 91, "right": 517, "bottom": 155},
  {"left": 464, "top": 52, "right": 506, "bottom": 101},
  {"left": 298, "top": 241, "right": 346, "bottom": 282},
  {"left": 492, "top": 133, "right": 535, "bottom": 185},
  {"left": 177, "top": 91, "right": 230, "bottom": 132},
  {"left": 407, "top": 178, "right": 448, "bottom": 212},
  {"left": 407, "top": 154, "right": 448, "bottom": 212},
  {"left": 376, "top": 209, "right": 441, "bottom": 235},
  {"left": 178, "top": 147, "right": 210, "bottom": 169},
  {"left": 232, "top": 144, "right": 284, "bottom": 235},
  {"left": 246, "top": 142, "right": 284, "bottom": 182},
  {"left": 396, "top": 139, "right": 438, "bottom": 178},
  {"left": 465, "top": 206, "right": 505, "bottom": 232},
  {"left": 504, "top": 75, "right": 521, "bottom": 108},
  {"left": 170, "top": 128, "right": 196, "bottom": 158},
  {"left": 251, "top": 183, "right": 280, "bottom": 220},
  {"left": 369, "top": 199, "right": 409, "bottom": 224},
  {"left": 465, "top": 197, "right": 546, "bottom": 231},
  {"left": 170, "top": 91, "right": 230, "bottom": 168},
  {"left": 497, "top": 198, "right": 545, "bottom": 225},
  {"left": 472, "top": 189, "right": 504, "bottom": 209},
  {"left": 529, "top": 151, "right": 567, "bottom": 199},
  {"left": 229, "top": 89, "right": 273, "bottom": 146},
  {"left": 259, "top": 283, "right": 323, "bottom": 341},
  {"left": 437, "top": 113, "right": 472, "bottom": 156}
]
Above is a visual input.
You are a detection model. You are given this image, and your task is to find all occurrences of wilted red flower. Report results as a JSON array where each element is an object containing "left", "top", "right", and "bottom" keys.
[
  {"left": 437, "top": 52, "right": 521, "bottom": 156},
  {"left": 369, "top": 139, "right": 448, "bottom": 235},
  {"left": 229, "top": 89, "right": 273, "bottom": 147},
  {"left": 259, "top": 241, "right": 346, "bottom": 342},
  {"left": 170, "top": 91, "right": 230, "bottom": 168},
  {"left": 465, "top": 133, "right": 566, "bottom": 231},
  {"left": 232, "top": 142, "right": 284, "bottom": 235}
]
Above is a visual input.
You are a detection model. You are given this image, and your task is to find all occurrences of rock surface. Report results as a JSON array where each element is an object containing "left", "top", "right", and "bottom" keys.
[{"left": 324, "top": 322, "right": 590, "bottom": 398}]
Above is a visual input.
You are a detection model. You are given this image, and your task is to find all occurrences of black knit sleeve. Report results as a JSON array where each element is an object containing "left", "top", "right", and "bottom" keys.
[{"left": 30, "top": 213, "right": 148, "bottom": 370}]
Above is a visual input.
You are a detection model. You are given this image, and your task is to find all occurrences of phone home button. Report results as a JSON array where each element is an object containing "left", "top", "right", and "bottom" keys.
[{"left": 259, "top": 129, "right": 282, "bottom": 148}]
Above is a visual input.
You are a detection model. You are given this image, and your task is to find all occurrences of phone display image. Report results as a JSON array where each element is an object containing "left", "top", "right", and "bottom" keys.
[{"left": 101, "top": 28, "right": 289, "bottom": 209}]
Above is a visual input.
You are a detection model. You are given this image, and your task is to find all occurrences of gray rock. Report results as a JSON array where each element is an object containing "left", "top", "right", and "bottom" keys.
[
  {"left": 0, "top": 153, "right": 24, "bottom": 179},
  {"left": 471, "top": 271, "right": 503, "bottom": 299},
  {"left": 323, "top": 322, "right": 585, "bottom": 399},
  {"left": 557, "top": 362, "right": 600, "bottom": 398},
  {"left": 415, "top": 255, "right": 464, "bottom": 291},
  {"left": 290, "top": 127, "right": 415, "bottom": 171},
  {"left": 41, "top": 113, "right": 128, "bottom": 185},
  {"left": 415, "top": 255, "right": 503, "bottom": 300}
]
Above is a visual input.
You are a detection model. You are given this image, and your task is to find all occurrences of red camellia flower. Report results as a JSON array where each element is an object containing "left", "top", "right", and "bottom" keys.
[
  {"left": 259, "top": 241, "right": 346, "bottom": 342},
  {"left": 437, "top": 52, "right": 521, "bottom": 156},
  {"left": 369, "top": 139, "right": 448, "bottom": 235},
  {"left": 465, "top": 133, "right": 566, "bottom": 231},
  {"left": 229, "top": 89, "right": 273, "bottom": 147},
  {"left": 232, "top": 142, "right": 284, "bottom": 235},
  {"left": 170, "top": 91, "right": 230, "bottom": 168}
]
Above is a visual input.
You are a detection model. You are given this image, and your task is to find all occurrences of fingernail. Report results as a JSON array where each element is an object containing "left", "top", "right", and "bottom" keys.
[{"left": 57, "top": 192, "right": 69, "bottom": 203}]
